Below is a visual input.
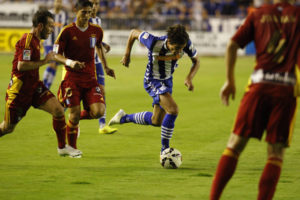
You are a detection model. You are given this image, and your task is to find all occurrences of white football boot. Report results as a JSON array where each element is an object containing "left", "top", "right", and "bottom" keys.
[
  {"left": 108, "top": 109, "right": 126, "bottom": 126},
  {"left": 58, "top": 144, "right": 82, "bottom": 158}
]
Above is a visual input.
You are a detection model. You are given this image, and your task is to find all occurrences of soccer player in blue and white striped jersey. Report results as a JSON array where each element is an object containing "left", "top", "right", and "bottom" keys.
[
  {"left": 42, "top": 0, "right": 68, "bottom": 89},
  {"left": 108, "top": 24, "right": 200, "bottom": 154}
]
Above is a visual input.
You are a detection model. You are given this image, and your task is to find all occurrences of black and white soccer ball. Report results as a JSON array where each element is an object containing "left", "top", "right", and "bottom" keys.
[{"left": 160, "top": 148, "right": 182, "bottom": 169}]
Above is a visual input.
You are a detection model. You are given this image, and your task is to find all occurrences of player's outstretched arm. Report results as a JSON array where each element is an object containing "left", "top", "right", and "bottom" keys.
[
  {"left": 121, "top": 29, "right": 142, "bottom": 67},
  {"left": 184, "top": 56, "right": 200, "bottom": 91},
  {"left": 220, "top": 39, "right": 239, "bottom": 106},
  {"left": 54, "top": 54, "right": 85, "bottom": 69},
  {"left": 96, "top": 44, "right": 116, "bottom": 79},
  {"left": 17, "top": 51, "right": 56, "bottom": 71}
]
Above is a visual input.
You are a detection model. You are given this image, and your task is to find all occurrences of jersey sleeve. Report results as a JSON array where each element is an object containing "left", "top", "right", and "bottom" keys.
[
  {"left": 138, "top": 31, "right": 157, "bottom": 50},
  {"left": 54, "top": 28, "right": 68, "bottom": 54},
  {"left": 183, "top": 39, "right": 197, "bottom": 58},
  {"left": 18, "top": 34, "right": 33, "bottom": 61},
  {"left": 231, "top": 12, "right": 255, "bottom": 48}
]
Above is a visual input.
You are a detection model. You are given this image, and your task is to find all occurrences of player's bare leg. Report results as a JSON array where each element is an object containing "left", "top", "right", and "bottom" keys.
[
  {"left": 39, "top": 96, "right": 65, "bottom": 118},
  {"left": 257, "top": 142, "right": 285, "bottom": 200},
  {"left": 89, "top": 102, "right": 105, "bottom": 119},
  {"left": 158, "top": 93, "right": 179, "bottom": 152},
  {"left": 210, "top": 133, "right": 249, "bottom": 200},
  {"left": 39, "top": 97, "right": 81, "bottom": 157},
  {"left": 151, "top": 105, "right": 166, "bottom": 126}
]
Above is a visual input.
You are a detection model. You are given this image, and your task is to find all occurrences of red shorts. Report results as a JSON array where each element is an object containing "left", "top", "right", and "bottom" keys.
[
  {"left": 233, "top": 83, "right": 297, "bottom": 146},
  {"left": 57, "top": 79, "right": 105, "bottom": 108},
  {"left": 5, "top": 81, "right": 54, "bottom": 124}
]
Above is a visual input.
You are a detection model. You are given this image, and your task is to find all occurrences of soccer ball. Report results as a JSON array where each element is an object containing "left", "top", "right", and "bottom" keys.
[{"left": 160, "top": 148, "right": 182, "bottom": 169}]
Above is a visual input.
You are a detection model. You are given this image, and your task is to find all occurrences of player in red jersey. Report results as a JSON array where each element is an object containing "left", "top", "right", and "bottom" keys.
[
  {"left": 210, "top": 1, "right": 300, "bottom": 199},
  {"left": 54, "top": 0, "right": 115, "bottom": 155},
  {"left": 0, "top": 9, "right": 81, "bottom": 158}
]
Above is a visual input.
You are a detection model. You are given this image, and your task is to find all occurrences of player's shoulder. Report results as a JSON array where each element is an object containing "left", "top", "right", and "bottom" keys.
[
  {"left": 62, "top": 23, "right": 75, "bottom": 31},
  {"left": 140, "top": 31, "right": 160, "bottom": 40},
  {"left": 158, "top": 35, "right": 167, "bottom": 41},
  {"left": 21, "top": 33, "right": 34, "bottom": 49},
  {"left": 89, "top": 22, "right": 102, "bottom": 29}
]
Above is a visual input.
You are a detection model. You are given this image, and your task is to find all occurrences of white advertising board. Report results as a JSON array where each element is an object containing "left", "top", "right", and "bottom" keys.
[
  {"left": 103, "top": 30, "right": 245, "bottom": 56},
  {"left": 0, "top": 3, "right": 39, "bottom": 27}
]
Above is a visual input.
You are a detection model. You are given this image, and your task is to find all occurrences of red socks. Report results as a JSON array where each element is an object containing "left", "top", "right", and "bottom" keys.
[
  {"left": 66, "top": 120, "right": 79, "bottom": 149},
  {"left": 258, "top": 157, "right": 282, "bottom": 200},
  {"left": 210, "top": 149, "right": 283, "bottom": 200},
  {"left": 52, "top": 117, "right": 66, "bottom": 149},
  {"left": 210, "top": 148, "right": 239, "bottom": 200}
]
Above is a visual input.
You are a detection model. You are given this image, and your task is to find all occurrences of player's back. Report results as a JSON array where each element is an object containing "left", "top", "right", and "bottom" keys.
[{"left": 252, "top": 3, "right": 300, "bottom": 72}]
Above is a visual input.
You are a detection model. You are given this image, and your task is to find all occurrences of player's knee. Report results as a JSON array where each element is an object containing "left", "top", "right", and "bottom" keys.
[
  {"left": 52, "top": 105, "right": 65, "bottom": 118},
  {"left": 166, "top": 106, "right": 179, "bottom": 115},
  {"left": 267, "top": 143, "right": 285, "bottom": 160},
  {"left": 227, "top": 133, "right": 248, "bottom": 154},
  {"left": 151, "top": 119, "right": 162, "bottom": 127},
  {"left": 90, "top": 106, "right": 105, "bottom": 119},
  {"left": 69, "top": 111, "right": 81, "bottom": 124}
]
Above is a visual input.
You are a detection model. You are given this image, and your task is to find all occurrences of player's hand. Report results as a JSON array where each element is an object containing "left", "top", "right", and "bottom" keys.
[
  {"left": 103, "top": 43, "right": 111, "bottom": 53},
  {"left": 184, "top": 79, "right": 194, "bottom": 91},
  {"left": 45, "top": 51, "right": 56, "bottom": 63},
  {"left": 220, "top": 81, "right": 236, "bottom": 106},
  {"left": 105, "top": 67, "right": 116, "bottom": 79},
  {"left": 120, "top": 55, "right": 130, "bottom": 67},
  {"left": 71, "top": 61, "right": 85, "bottom": 69}
]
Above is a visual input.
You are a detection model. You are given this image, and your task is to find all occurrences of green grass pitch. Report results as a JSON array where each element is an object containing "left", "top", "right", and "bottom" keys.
[{"left": 0, "top": 53, "right": 299, "bottom": 200}]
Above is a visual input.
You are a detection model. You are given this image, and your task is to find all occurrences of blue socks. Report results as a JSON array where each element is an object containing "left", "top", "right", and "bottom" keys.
[
  {"left": 99, "top": 109, "right": 106, "bottom": 129},
  {"left": 120, "top": 112, "right": 153, "bottom": 125},
  {"left": 99, "top": 96, "right": 106, "bottom": 128},
  {"left": 161, "top": 114, "right": 177, "bottom": 152},
  {"left": 43, "top": 67, "right": 56, "bottom": 89},
  {"left": 119, "top": 112, "right": 177, "bottom": 152}
]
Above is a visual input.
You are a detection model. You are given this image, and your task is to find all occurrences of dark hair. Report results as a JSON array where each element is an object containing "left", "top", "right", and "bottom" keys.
[
  {"left": 167, "top": 24, "right": 189, "bottom": 46},
  {"left": 32, "top": 9, "right": 53, "bottom": 27},
  {"left": 75, "top": 0, "right": 93, "bottom": 10}
]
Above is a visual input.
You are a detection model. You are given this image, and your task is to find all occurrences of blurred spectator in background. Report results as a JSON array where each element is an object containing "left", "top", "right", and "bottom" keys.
[
  {"left": 203, "top": 0, "right": 221, "bottom": 16},
  {"left": 220, "top": 0, "right": 237, "bottom": 16},
  {"left": 199, "top": 8, "right": 212, "bottom": 32},
  {"left": 236, "top": 4, "right": 248, "bottom": 18},
  {"left": 191, "top": 0, "right": 204, "bottom": 31},
  {"left": 2, "top": 0, "right": 262, "bottom": 31}
]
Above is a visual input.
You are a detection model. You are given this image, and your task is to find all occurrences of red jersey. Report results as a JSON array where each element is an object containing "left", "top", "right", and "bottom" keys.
[
  {"left": 232, "top": 3, "right": 300, "bottom": 73},
  {"left": 55, "top": 22, "right": 103, "bottom": 82},
  {"left": 11, "top": 33, "right": 41, "bottom": 90}
]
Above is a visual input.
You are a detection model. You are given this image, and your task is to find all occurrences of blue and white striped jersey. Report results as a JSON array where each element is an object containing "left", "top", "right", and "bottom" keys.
[
  {"left": 89, "top": 16, "right": 102, "bottom": 64},
  {"left": 138, "top": 31, "right": 197, "bottom": 80},
  {"left": 43, "top": 9, "right": 68, "bottom": 46}
]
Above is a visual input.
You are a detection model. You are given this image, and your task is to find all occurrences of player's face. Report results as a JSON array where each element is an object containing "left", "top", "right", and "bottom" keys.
[
  {"left": 77, "top": 6, "right": 92, "bottom": 25},
  {"left": 90, "top": 0, "right": 100, "bottom": 15},
  {"left": 54, "top": 0, "right": 63, "bottom": 10},
  {"left": 167, "top": 41, "right": 186, "bottom": 55},
  {"left": 40, "top": 17, "right": 54, "bottom": 40}
]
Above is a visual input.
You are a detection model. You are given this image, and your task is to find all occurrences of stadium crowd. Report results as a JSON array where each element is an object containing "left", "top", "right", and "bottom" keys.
[{"left": 2, "top": 0, "right": 300, "bottom": 30}]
